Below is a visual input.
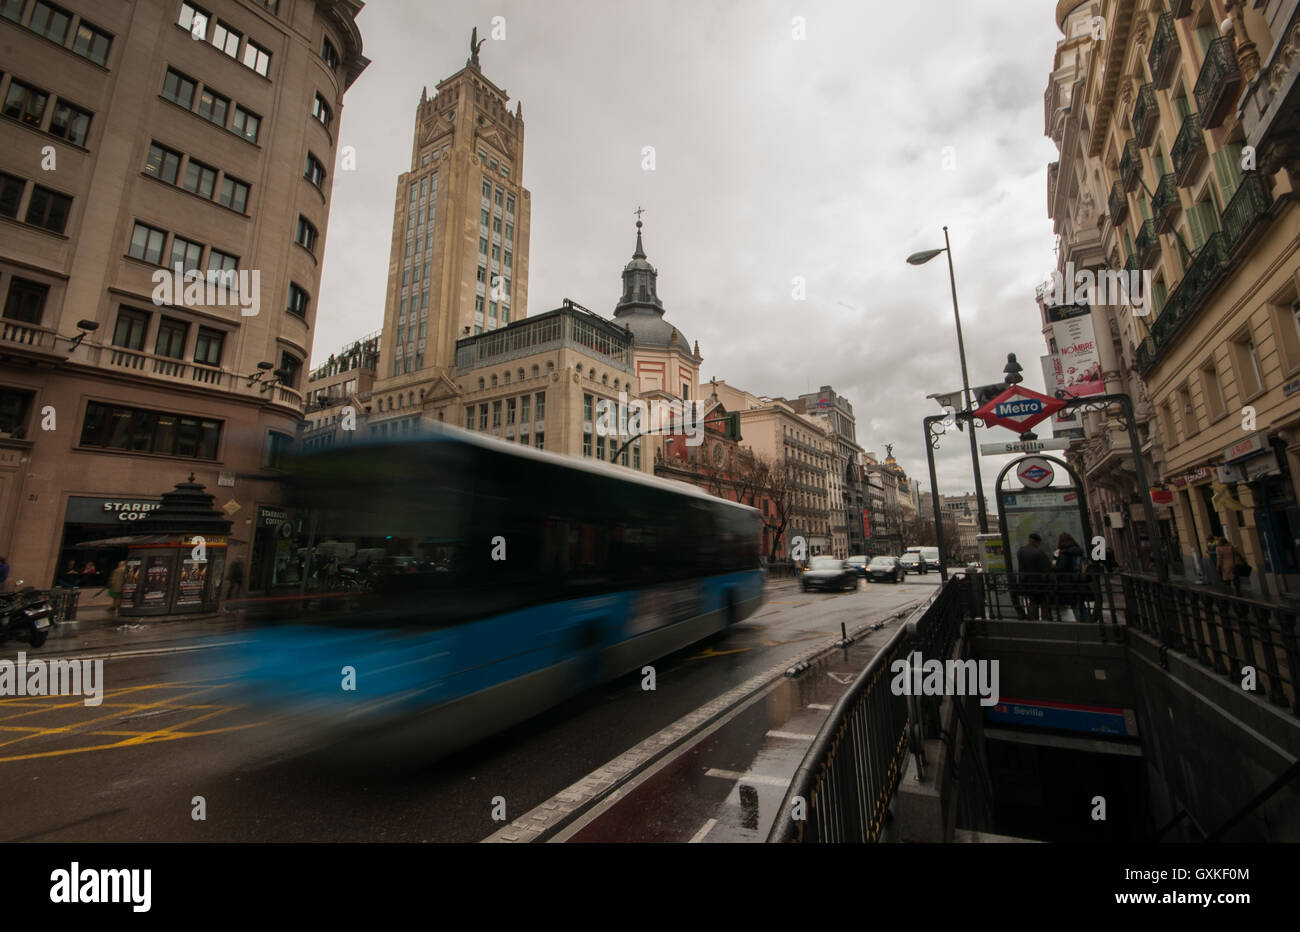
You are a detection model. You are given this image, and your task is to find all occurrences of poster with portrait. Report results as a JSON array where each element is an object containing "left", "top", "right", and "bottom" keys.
[
  {"left": 120, "top": 558, "right": 142, "bottom": 602},
  {"left": 1041, "top": 355, "right": 1083, "bottom": 436},
  {"left": 1048, "top": 305, "right": 1104, "bottom": 399},
  {"left": 142, "top": 555, "right": 171, "bottom": 604},
  {"left": 177, "top": 558, "right": 208, "bottom": 607}
]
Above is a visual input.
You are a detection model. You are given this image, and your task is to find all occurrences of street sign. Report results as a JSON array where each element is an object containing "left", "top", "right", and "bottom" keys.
[
  {"left": 1016, "top": 457, "right": 1055, "bottom": 489},
  {"left": 975, "top": 385, "right": 1066, "bottom": 433},
  {"left": 980, "top": 437, "right": 1071, "bottom": 455}
]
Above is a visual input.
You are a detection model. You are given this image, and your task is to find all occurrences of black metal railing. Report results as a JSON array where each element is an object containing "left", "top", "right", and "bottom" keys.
[
  {"left": 1120, "top": 138, "right": 1142, "bottom": 192},
  {"left": 1133, "top": 83, "right": 1159, "bottom": 147},
  {"left": 1152, "top": 173, "right": 1181, "bottom": 231},
  {"left": 767, "top": 580, "right": 969, "bottom": 842},
  {"left": 1136, "top": 219, "right": 1161, "bottom": 265},
  {"left": 1148, "top": 232, "right": 1225, "bottom": 357},
  {"left": 1171, "top": 112, "right": 1205, "bottom": 185},
  {"left": 967, "top": 570, "right": 1127, "bottom": 630},
  {"left": 1110, "top": 181, "right": 1129, "bottom": 225},
  {"left": 1221, "top": 171, "right": 1270, "bottom": 252},
  {"left": 1149, "top": 12, "right": 1180, "bottom": 90},
  {"left": 1124, "top": 574, "right": 1299, "bottom": 716},
  {"left": 45, "top": 587, "right": 80, "bottom": 622},
  {"left": 1194, "top": 35, "right": 1242, "bottom": 129},
  {"left": 1170, "top": 0, "right": 1193, "bottom": 18}
]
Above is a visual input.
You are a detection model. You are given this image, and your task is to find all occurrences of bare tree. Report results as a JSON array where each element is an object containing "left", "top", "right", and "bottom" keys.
[{"left": 760, "top": 456, "right": 798, "bottom": 562}]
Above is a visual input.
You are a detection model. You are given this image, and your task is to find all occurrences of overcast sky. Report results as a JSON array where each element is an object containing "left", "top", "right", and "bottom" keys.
[{"left": 315, "top": 0, "right": 1065, "bottom": 502}]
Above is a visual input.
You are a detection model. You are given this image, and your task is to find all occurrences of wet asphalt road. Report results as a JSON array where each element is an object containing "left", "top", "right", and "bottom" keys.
[{"left": 0, "top": 574, "right": 938, "bottom": 842}]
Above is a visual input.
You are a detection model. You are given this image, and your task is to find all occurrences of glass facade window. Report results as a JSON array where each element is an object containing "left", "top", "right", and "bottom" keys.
[
  {"left": 146, "top": 143, "right": 181, "bottom": 184},
  {"left": 155, "top": 317, "right": 188, "bottom": 358},
  {"left": 218, "top": 176, "right": 249, "bottom": 213},
  {"left": 178, "top": 2, "right": 209, "bottom": 39},
  {"left": 3, "top": 80, "right": 48, "bottom": 126},
  {"left": 193, "top": 326, "right": 223, "bottom": 366},
  {"left": 169, "top": 236, "right": 203, "bottom": 273},
  {"left": 242, "top": 40, "right": 271, "bottom": 77},
  {"left": 2, "top": 278, "right": 48, "bottom": 324},
  {"left": 29, "top": 1, "right": 70, "bottom": 43},
  {"left": 181, "top": 160, "right": 217, "bottom": 199},
  {"left": 161, "top": 69, "right": 196, "bottom": 110},
  {"left": 48, "top": 100, "right": 91, "bottom": 145},
  {"left": 25, "top": 184, "right": 70, "bottom": 233},
  {"left": 80, "top": 401, "right": 221, "bottom": 460},
  {"left": 128, "top": 222, "right": 166, "bottom": 265},
  {"left": 112, "top": 308, "right": 149, "bottom": 350},
  {"left": 197, "top": 87, "right": 228, "bottom": 126},
  {"left": 232, "top": 105, "right": 260, "bottom": 143}
]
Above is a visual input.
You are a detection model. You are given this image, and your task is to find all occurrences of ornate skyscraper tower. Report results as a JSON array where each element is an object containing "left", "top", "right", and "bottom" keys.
[{"left": 372, "top": 31, "right": 530, "bottom": 410}]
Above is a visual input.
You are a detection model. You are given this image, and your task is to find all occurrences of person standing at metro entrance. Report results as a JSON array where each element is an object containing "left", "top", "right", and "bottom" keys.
[
  {"left": 1015, "top": 533, "right": 1053, "bottom": 620},
  {"left": 226, "top": 559, "right": 245, "bottom": 602}
]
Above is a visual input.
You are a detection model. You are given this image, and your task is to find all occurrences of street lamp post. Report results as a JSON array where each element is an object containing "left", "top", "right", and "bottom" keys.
[{"left": 907, "top": 228, "right": 989, "bottom": 535}]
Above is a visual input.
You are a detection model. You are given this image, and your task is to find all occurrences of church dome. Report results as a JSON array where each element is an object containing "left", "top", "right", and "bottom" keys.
[{"left": 612, "top": 221, "right": 691, "bottom": 350}]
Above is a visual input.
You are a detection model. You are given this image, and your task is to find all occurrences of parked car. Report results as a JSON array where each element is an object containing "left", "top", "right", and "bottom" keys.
[
  {"left": 801, "top": 556, "right": 858, "bottom": 592},
  {"left": 845, "top": 555, "right": 870, "bottom": 578},
  {"left": 900, "top": 553, "right": 925, "bottom": 575},
  {"left": 866, "top": 555, "right": 906, "bottom": 583}
]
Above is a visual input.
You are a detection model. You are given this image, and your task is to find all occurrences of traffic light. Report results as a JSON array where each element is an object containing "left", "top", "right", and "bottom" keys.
[{"left": 724, "top": 411, "right": 741, "bottom": 442}]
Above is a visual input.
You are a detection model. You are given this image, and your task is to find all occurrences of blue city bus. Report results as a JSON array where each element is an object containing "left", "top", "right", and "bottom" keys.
[{"left": 207, "top": 424, "right": 764, "bottom": 758}]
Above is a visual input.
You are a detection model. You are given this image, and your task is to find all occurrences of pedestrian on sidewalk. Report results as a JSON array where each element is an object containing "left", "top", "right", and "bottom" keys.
[
  {"left": 79, "top": 560, "right": 97, "bottom": 588},
  {"left": 1054, "top": 532, "right": 1091, "bottom": 624},
  {"left": 1215, "top": 536, "right": 1242, "bottom": 596},
  {"left": 108, "top": 560, "right": 126, "bottom": 617},
  {"left": 1015, "top": 533, "right": 1053, "bottom": 620},
  {"left": 226, "top": 558, "right": 245, "bottom": 602}
]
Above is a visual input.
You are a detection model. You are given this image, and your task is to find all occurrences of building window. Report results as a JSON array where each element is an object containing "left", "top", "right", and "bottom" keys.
[
  {"left": 465, "top": 405, "right": 474, "bottom": 430},
  {"left": 583, "top": 433, "right": 592, "bottom": 457},
  {"left": 206, "top": 249, "right": 237, "bottom": 282},
  {"left": 506, "top": 398, "right": 516, "bottom": 425},
  {"left": 1232, "top": 332, "right": 1264, "bottom": 399},
  {"left": 535, "top": 392, "right": 545, "bottom": 421},
  {"left": 321, "top": 36, "right": 340, "bottom": 70},
  {"left": 305, "top": 152, "right": 325, "bottom": 188},
  {"left": 28, "top": 1, "right": 70, "bottom": 44},
  {"left": 521, "top": 395, "right": 530, "bottom": 424},
  {"left": 312, "top": 93, "right": 332, "bottom": 128},
  {"left": 178, "top": 2, "right": 209, "bottom": 40},
  {"left": 295, "top": 216, "right": 317, "bottom": 253},
  {"left": 583, "top": 393, "right": 593, "bottom": 422},
  {"left": 481, "top": 180, "right": 491, "bottom": 199},
  {"left": 287, "top": 283, "right": 309, "bottom": 318},
  {"left": 48, "top": 99, "right": 91, "bottom": 145},
  {"left": 478, "top": 404, "right": 488, "bottom": 430},
  {"left": 278, "top": 351, "right": 301, "bottom": 389},
  {"left": 181, "top": 159, "right": 217, "bottom": 199},
  {"left": 24, "top": 184, "right": 70, "bottom": 233},
  {"left": 197, "top": 87, "right": 229, "bottom": 126},
  {"left": 232, "top": 105, "right": 260, "bottom": 143},
  {"left": 0, "top": 172, "right": 23, "bottom": 218},
  {"left": 145, "top": 142, "right": 182, "bottom": 184},
  {"left": 1200, "top": 360, "right": 1226, "bottom": 420},
  {"left": 254, "top": 0, "right": 279, "bottom": 14},
  {"left": 494, "top": 188, "right": 503, "bottom": 207},
  {"left": 265, "top": 431, "right": 292, "bottom": 469},
  {"left": 169, "top": 236, "right": 203, "bottom": 273},
  {"left": 81, "top": 401, "right": 222, "bottom": 459},
  {"left": 1, "top": 0, "right": 24, "bottom": 22},
  {"left": 161, "top": 68, "right": 196, "bottom": 110},
  {"left": 128, "top": 222, "right": 166, "bottom": 264},
  {"left": 218, "top": 175, "right": 249, "bottom": 212},
  {"left": 193, "top": 326, "right": 223, "bottom": 366},
  {"left": 3, "top": 79, "right": 49, "bottom": 127},
  {"left": 242, "top": 40, "right": 271, "bottom": 76},
  {"left": 2, "top": 278, "right": 48, "bottom": 324},
  {"left": 596, "top": 435, "right": 606, "bottom": 461},
  {"left": 479, "top": 237, "right": 488, "bottom": 255},
  {"left": 111, "top": 307, "right": 149, "bottom": 350},
  {"left": 633, "top": 443, "right": 640, "bottom": 469},
  {"left": 491, "top": 400, "right": 502, "bottom": 428},
  {"left": 155, "top": 317, "right": 188, "bottom": 359},
  {"left": 211, "top": 19, "right": 240, "bottom": 57},
  {"left": 535, "top": 431, "right": 544, "bottom": 450},
  {"left": 507, "top": 194, "right": 515, "bottom": 214}
]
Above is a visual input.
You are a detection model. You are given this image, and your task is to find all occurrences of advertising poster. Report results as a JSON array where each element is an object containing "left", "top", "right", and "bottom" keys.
[
  {"left": 142, "top": 555, "right": 171, "bottom": 604},
  {"left": 177, "top": 558, "right": 208, "bottom": 607},
  {"left": 1040, "top": 354, "right": 1082, "bottom": 436},
  {"left": 1047, "top": 305, "right": 1103, "bottom": 400},
  {"left": 861, "top": 509, "right": 871, "bottom": 538},
  {"left": 1001, "top": 489, "right": 1086, "bottom": 570},
  {"left": 120, "top": 558, "right": 142, "bottom": 601}
]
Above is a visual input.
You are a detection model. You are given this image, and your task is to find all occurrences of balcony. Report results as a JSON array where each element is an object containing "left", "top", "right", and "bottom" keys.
[
  {"left": 1194, "top": 36, "right": 1242, "bottom": 129},
  {"left": 1148, "top": 13, "right": 1180, "bottom": 90},
  {"left": 1152, "top": 173, "right": 1181, "bottom": 233},
  {"left": 1120, "top": 138, "right": 1141, "bottom": 192},
  {"left": 0, "top": 320, "right": 61, "bottom": 358},
  {"left": 1170, "top": 0, "right": 1193, "bottom": 18},
  {"left": 1143, "top": 233, "right": 1228, "bottom": 371},
  {"left": 1136, "top": 220, "right": 1161, "bottom": 267},
  {"left": 1132, "top": 83, "right": 1159, "bottom": 147},
  {"left": 1124, "top": 253, "right": 1140, "bottom": 274},
  {"left": 1109, "top": 181, "right": 1129, "bottom": 225},
  {"left": 1221, "top": 171, "right": 1271, "bottom": 253},
  {"left": 1170, "top": 112, "right": 1206, "bottom": 186}
]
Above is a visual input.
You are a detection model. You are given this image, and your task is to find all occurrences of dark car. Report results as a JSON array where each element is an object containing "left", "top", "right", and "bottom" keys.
[
  {"left": 801, "top": 556, "right": 858, "bottom": 592},
  {"left": 866, "top": 555, "right": 905, "bottom": 583},
  {"left": 845, "top": 555, "right": 870, "bottom": 578}
]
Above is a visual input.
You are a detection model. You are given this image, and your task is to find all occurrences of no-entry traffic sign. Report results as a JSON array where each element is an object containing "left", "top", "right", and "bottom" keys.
[{"left": 975, "top": 385, "right": 1066, "bottom": 433}]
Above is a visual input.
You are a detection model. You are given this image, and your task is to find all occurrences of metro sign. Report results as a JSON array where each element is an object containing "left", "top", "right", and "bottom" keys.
[{"left": 975, "top": 385, "right": 1066, "bottom": 433}]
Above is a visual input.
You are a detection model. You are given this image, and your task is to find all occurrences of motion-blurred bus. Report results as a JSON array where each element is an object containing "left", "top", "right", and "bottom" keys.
[{"left": 209, "top": 424, "right": 764, "bottom": 758}]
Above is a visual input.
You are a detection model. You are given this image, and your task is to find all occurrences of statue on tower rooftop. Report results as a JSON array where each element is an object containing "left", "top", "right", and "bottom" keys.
[{"left": 470, "top": 27, "right": 486, "bottom": 67}]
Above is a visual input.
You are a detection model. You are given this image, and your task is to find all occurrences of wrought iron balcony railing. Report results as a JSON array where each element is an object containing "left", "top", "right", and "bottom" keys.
[
  {"left": 1120, "top": 138, "right": 1141, "bottom": 192},
  {"left": 1152, "top": 173, "right": 1181, "bottom": 232},
  {"left": 1221, "top": 171, "right": 1270, "bottom": 252},
  {"left": 1146, "top": 233, "right": 1228, "bottom": 367},
  {"left": 1133, "top": 83, "right": 1159, "bottom": 147},
  {"left": 1109, "top": 180, "right": 1129, "bottom": 225},
  {"left": 1194, "top": 36, "right": 1242, "bottom": 129},
  {"left": 1149, "top": 12, "right": 1180, "bottom": 90},
  {"left": 1171, "top": 112, "right": 1206, "bottom": 186},
  {"left": 1170, "top": 0, "right": 1193, "bottom": 18},
  {"left": 1136, "top": 219, "right": 1161, "bottom": 266}
]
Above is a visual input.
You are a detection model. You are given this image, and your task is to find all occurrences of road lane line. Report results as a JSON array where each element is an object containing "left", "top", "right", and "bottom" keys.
[
  {"left": 766, "top": 730, "right": 815, "bottom": 741},
  {"left": 688, "top": 818, "right": 717, "bottom": 843},
  {"left": 704, "top": 768, "right": 790, "bottom": 788},
  {"left": 807, "top": 703, "right": 832, "bottom": 710}
]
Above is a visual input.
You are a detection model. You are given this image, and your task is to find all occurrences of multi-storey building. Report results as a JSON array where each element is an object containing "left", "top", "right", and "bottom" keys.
[
  {"left": 1043, "top": 0, "right": 1300, "bottom": 596},
  {"left": 0, "top": 0, "right": 366, "bottom": 590},
  {"left": 794, "top": 386, "right": 866, "bottom": 557},
  {"left": 300, "top": 329, "right": 379, "bottom": 452},
  {"left": 369, "top": 37, "right": 531, "bottom": 416}
]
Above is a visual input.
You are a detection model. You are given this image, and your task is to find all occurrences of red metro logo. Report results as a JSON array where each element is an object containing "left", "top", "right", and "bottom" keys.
[{"left": 975, "top": 385, "right": 1066, "bottom": 433}]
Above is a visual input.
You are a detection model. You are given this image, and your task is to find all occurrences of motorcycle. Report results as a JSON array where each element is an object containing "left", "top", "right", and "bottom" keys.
[{"left": 0, "top": 583, "right": 54, "bottom": 648}]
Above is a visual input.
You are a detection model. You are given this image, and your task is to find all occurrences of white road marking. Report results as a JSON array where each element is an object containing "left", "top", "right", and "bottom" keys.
[
  {"left": 766, "top": 730, "right": 816, "bottom": 741},
  {"left": 807, "top": 703, "right": 832, "bottom": 710},
  {"left": 688, "top": 818, "right": 718, "bottom": 843},
  {"left": 704, "top": 768, "right": 790, "bottom": 788}
]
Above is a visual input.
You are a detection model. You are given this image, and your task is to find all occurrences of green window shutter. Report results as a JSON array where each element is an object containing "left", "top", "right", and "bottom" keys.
[
  {"left": 1211, "top": 144, "right": 1244, "bottom": 201},
  {"left": 1153, "top": 279, "right": 1168, "bottom": 316},
  {"left": 1195, "top": 25, "right": 1216, "bottom": 55},
  {"left": 1187, "top": 201, "right": 1219, "bottom": 249},
  {"left": 1139, "top": 195, "right": 1152, "bottom": 220},
  {"left": 1174, "top": 94, "right": 1191, "bottom": 120}
]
